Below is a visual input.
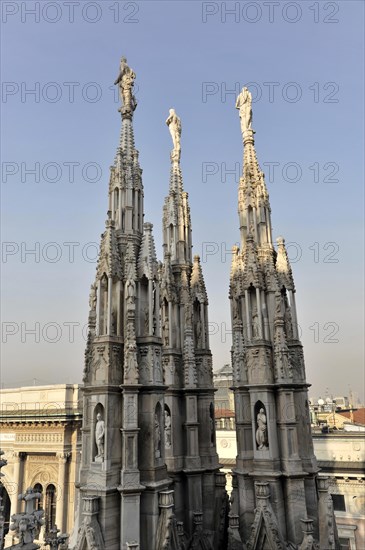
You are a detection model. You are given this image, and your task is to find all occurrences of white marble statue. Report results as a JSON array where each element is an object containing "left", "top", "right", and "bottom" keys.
[
  {"left": 89, "top": 283, "right": 97, "bottom": 311},
  {"left": 126, "top": 278, "right": 136, "bottom": 305},
  {"left": 114, "top": 56, "right": 137, "bottom": 112},
  {"left": 252, "top": 308, "right": 260, "bottom": 339},
  {"left": 154, "top": 414, "right": 161, "bottom": 458},
  {"left": 162, "top": 316, "right": 169, "bottom": 347},
  {"left": 236, "top": 87, "right": 252, "bottom": 134},
  {"left": 164, "top": 410, "right": 171, "bottom": 449},
  {"left": 256, "top": 408, "right": 268, "bottom": 450},
  {"left": 95, "top": 413, "right": 105, "bottom": 459},
  {"left": 166, "top": 108, "right": 182, "bottom": 159}
]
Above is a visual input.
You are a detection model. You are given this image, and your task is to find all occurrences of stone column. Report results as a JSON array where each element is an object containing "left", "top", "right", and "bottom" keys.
[
  {"left": 244, "top": 290, "right": 251, "bottom": 340},
  {"left": 261, "top": 290, "right": 270, "bottom": 340},
  {"left": 256, "top": 288, "right": 263, "bottom": 337},
  {"left": 154, "top": 282, "right": 160, "bottom": 336},
  {"left": 107, "top": 276, "right": 113, "bottom": 335},
  {"left": 111, "top": 190, "right": 115, "bottom": 220},
  {"left": 119, "top": 387, "right": 144, "bottom": 549},
  {"left": 266, "top": 208, "right": 272, "bottom": 244},
  {"left": 168, "top": 301, "right": 173, "bottom": 347},
  {"left": 252, "top": 208, "right": 258, "bottom": 242},
  {"left": 117, "top": 280, "right": 122, "bottom": 335},
  {"left": 201, "top": 305, "right": 206, "bottom": 348},
  {"left": 317, "top": 477, "right": 337, "bottom": 549},
  {"left": 288, "top": 290, "right": 299, "bottom": 339},
  {"left": 55, "top": 453, "right": 69, "bottom": 532},
  {"left": 12, "top": 452, "right": 25, "bottom": 514},
  {"left": 96, "top": 279, "right": 102, "bottom": 335},
  {"left": 148, "top": 279, "right": 153, "bottom": 335}
]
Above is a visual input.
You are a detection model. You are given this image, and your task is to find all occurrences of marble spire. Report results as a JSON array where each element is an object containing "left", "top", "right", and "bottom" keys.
[
  {"left": 229, "top": 86, "right": 338, "bottom": 549},
  {"left": 163, "top": 108, "right": 192, "bottom": 264}
]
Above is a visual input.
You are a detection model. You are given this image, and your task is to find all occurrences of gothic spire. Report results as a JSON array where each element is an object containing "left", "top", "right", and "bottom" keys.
[
  {"left": 163, "top": 109, "right": 192, "bottom": 264},
  {"left": 109, "top": 57, "right": 144, "bottom": 238},
  {"left": 138, "top": 222, "right": 158, "bottom": 280},
  {"left": 236, "top": 87, "right": 273, "bottom": 249},
  {"left": 190, "top": 254, "right": 208, "bottom": 304}
]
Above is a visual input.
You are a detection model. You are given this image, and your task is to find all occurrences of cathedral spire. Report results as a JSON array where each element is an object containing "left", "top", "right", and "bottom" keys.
[
  {"left": 163, "top": 109, "right": 192, "bottom": 264},
  {"left": 108, "top": 57, "right": 143, "bottom": 238},
  {"left": 236, "top": 87, "right": 273, "bottom": 249},
  {"left": 230, "top": 87, "right": 330, "bottom": 549}
]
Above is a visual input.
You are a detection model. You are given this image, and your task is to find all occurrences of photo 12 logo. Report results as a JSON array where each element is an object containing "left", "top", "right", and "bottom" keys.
[
  {"left": 1, "top": 1, "right": 140, "bottom": 24},
  {"left": 201, "top": 2, "right": 340, "bottom": 24},
  {"left": 201, "top": 161, "right": 340, "bottom": 185},
  {"left": 2, "top": 161, "right": 102, "bottom": 183},
  {"left": 1, "top": 81, "right": 140, "bottom": 104},
  {"left": 201, "top": 81, "right": 340, "bottom": 104}
]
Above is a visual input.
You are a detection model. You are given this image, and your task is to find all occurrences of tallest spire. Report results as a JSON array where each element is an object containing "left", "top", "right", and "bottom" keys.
[
  {"left": 236, "top": 87, "right": 273, "bottom": 249},
  {"left": 108, "top": 57, "right": 143, "bottom": 237}
]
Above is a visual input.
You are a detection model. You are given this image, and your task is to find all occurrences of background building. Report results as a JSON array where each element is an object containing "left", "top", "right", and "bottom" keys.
[{"left": 0, "top": 384, "right": 81, "bottom": 547}]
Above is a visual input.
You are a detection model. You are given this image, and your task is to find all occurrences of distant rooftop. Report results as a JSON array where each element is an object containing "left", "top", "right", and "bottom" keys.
[
  {"left": 213, "top": 363, "right": 233, "bottom": 376},
  {"left": 340, "top": 408, "right": 365, "bottom": 426}
]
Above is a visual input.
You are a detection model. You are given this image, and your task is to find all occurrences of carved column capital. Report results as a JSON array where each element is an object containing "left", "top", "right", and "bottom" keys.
[
  {"left": 57, "top": 452, "right": 71, "bottom": 463},
  {"left": 12, "top": 451, "right": 26, "bottom": 461}
]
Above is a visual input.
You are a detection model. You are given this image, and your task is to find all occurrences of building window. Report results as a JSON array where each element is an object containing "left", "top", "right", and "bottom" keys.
[
  {"left": 45, "top": 484, "right": 56, "bottom": 533},
  {"left": 339, "top": 538, "right": 351, "bottom": 550},
  {"left": 33, "top": 483, "right": 43, "bottom": 510},
  {"left": 331, "top": 494, "right": 346, "bottom": 512}
]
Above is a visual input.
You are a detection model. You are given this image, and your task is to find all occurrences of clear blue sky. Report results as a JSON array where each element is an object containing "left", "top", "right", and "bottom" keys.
[{"left": 1, "top": 1, "right": 364, "bottom": 402}]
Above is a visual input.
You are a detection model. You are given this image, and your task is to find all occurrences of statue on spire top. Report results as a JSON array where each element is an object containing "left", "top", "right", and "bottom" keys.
[
  {"left": 236, "top": 86, "right": 253, "bottom": 135},
  {"left": 166, "top": 108, "right": 182, "bottom": 162},
  {"left": 114, "top": 56, "right": 137, "bottom": 114}
]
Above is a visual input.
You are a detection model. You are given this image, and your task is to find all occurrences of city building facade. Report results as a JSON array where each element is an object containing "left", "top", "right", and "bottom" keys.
[{"left": 0, "top": 384, "right": 81, "bottom": 548}]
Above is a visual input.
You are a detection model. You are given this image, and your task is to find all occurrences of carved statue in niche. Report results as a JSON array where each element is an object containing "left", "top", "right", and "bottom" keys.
[
  {"left": 236, "top": 86, "right": 253, "bottom": 134},
  {"left": 275, "top": 291, "right": 283, "bottom": 317},
  {"left": 232, "top": 297, "right": 240, "bottom": 321},
  {"left": 95, "top": 413, "right": 105, "bottom": 460},
  {"left": 155, "top": 351, "right": 162, "bottom": 382},
  {"left": 125, "top": 342, "right": 138, "bottom": 382},
  {"left": 125, "top": 278, "right": 136, "bottom": 305},
  {"left": 251, "top": 307, "right": 260, "bottom": 339},
  {"left": 162, "top": 316, "right": 169, "bottom": 347},
  {"left": 184, "top": 301, "right": 192, "bottom": 327},
  {"left": 195, "top": 316, "right": 202, "bottom": 348},
  {"left": 255, "top": 407, "right": 268, "bottom": 450},
  {"left": 89, "top": 283, "right": 97, "bottom": 311},
  {"left": 111, "top": 308, "right": 117, "bottom": 335},
  {"left": 164, "top": 409, "right": 171, "bottom": 449},
  {"left": 154, "top": 413, "right": 161, "bottom": 458},
  {"left": 144, "top": 307, "right": 149, "bottom": 335}
]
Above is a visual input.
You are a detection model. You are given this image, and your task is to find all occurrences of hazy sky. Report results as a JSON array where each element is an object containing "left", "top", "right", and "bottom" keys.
[{"left": 1, "top": 1, "right": 364, "bottom": 402}]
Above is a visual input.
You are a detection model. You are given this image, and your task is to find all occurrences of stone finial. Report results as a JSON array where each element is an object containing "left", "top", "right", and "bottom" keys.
[
  {"left": 44, "top": 525, "right": 69, "bottom": 550},
  {"left": 299, "top": 519, "right": 315, "bottom": 550},
  {"left": 276, "top": 236, "right": 295, "bottom": 291},
  {"left": 9, "top": 487, "right": 44, "bottom": 546}
]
